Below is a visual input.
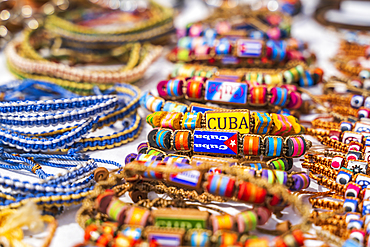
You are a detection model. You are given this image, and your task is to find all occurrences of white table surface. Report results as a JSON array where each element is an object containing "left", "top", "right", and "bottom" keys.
[{"left": 0, "top": 0, "right": 359, "bottom": 246}]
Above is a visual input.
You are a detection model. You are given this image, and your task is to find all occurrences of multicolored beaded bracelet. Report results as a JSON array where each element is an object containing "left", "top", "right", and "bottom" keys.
[
  {"left": 44, "top": 0, "right": 174, "bottom": 50},
  {"left": 170, "top": 62, "right": 324, "bottom": 87},
  {"left": 75, "top": 190, "right": 306, "bottom": 247},
  {"left": 146, "top": 109, "right": 304, "bottom": 136},
  {"left": 146, "top": 128, "right": 310, "bottom": 158}
]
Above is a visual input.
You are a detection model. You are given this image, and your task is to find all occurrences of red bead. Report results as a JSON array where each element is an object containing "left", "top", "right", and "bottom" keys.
[{"left": 292, "top": 230, "right": 305, "bottom": 246}]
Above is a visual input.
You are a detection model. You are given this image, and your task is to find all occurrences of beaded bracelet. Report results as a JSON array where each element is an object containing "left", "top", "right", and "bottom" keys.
[
  {"left": 146, "top": 127, "right": 310, "bottom": 158},
  {"left": 146, "top": 109, "right": 304, "bottom": 136},
  {"left": 75, "top": 190, "right": 306, "bottom": 247},
  {"left": 170, "top": 62, "right": 324, "bottom": 87},
  {"left": 6, "top": 34, "right": 162, "bottom": 94},
  {"left": 44, "top": 0, "right": 174, "bottom": 50},
  {"left": 142, "top": 79, "right": 304, "bottom": 113}
]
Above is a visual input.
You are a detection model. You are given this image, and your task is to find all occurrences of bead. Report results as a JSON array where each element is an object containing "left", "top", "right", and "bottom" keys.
[
  {"left": 178, "top": 37, "right": 192, "bottom": 49},
  {"left": 211, "top": 214, "right": 234, "bottom": 232},
  {"left": 331, "top": 156, "right": 345, "bottom": 170},
  {"left": 206, "top": 174, "right": 235, "bottom": 197},
  {"left": 238, "top": 181, "right": 266, "bottom": 203},
  {"left": 270, "top": 114, "right": 292, "bottom": 136},
  {"left": 344, "top": 197, "right": 359, "bottom": 212},
  {"left": 120, "top": 226, "right": 143, "bottom": 241},
  {"left": 298, "top": 71, "right": 314, "bottom": 87},
  {"left": 148, "top": 129, "right": 159, "bottom": 148},
  {"left": 125, "top": 153, "right": 138, "bottom": 164},
  {"left": 141, "top": 93, "right": 163, "bottom": 112},
  {"left": 173, "top": 130, "right": 191, "bottom": 152},
  {"left": 336, "top": 169, "right": 353, "bottom": 185},
  {"left": 129, "top": 190, "right": 148, "bottom": 203},
  {"left": 155, "top": 129, "right": 172, "bottom": 150},
  {"left": 270, "top": 87, "right": 288, "bottom": 106},
  {"left": 216, "top": 231, "right": 238, "bottom": 246},
  {"left": 264, "top": 136, "right": 283, "bottom": 157},
  {"left": 177, "top": 48, "right": 191, "bottom": 61},
  {"left": 340, "top": 121, "right": 353, "bottom": 132},
  {"left": 249, "top": 86, "right": 267, "bottom": 106},
  {"left": 162, "top": 102, "right": 188, "bottom": 113},
  {"left": 269, "top": 158, "right": 292, "bottom": 171},
  {"left": 94, "top": 167, "right": 109, "bottom": 182},
  {"left": 359, "top": 70, "right": 370, "bottom": 79},
  {"left": 261, "top": 170, "right": 288, "bottom": 186},
  {"left": 286, "top": 136, "right": 306, "bottom": 158},
  {"left": 291, "top": 230, "right": 304, "bottom": 246},
  {"left": 143, "top": 161, "right": 164, "bottom": 180},
  {"left": 358, "top": 107, "right": 370, "bottom": 119},
  {"left": 182, "top": 112, "right": 202, "bottom": 130},
  {"left": 351, "top": 95, "right": 364, "bottom": 109},
  {"left": 244, "top": 238, "right": 269, "bottom": 247},
  {"left": 252, "top": 112, "right": 272, "bottom": 135},
  {"left": 215, "top": 38, "right": 231, "bottom": 55},
  {"left": 286, "top": 91, "right": 302, "bottom": 109},
  {"left": 96, "top": 190, "right": 116, "bottom": 213},
  {"left": 236, "top": 211, "right": 257, "bottom": 233},
  {"left": 160, "top": 112, "right": 183, "bottom": 130},
  {"left": 124, "top": 207, "right": 150, "bottom": 226},
  {"left": 290, "top": 173, "right": 310, "bottom": 191},
  {"left": 137, "top": 143, "right": 149, "bottom": 154},
  {"left": 256, "top": 207, "right": 271, "bottom": 225},
  {"left": 188, "top": 230, "right": 210, "bottom": 247},
  {"left": 312, "top": 68, "right": 324, "bottom": 84},
  {"left": 346, "top": 183, "right": 362, "bottom": 198},
  {"left": 106, "top": 197, "right": 129, "bottom": 225},
  {"left": 187, "top": 80, "right": 204, "bottom": 99},
  {"left": 242, "top": 135, "right": 261, "bottom": 156}
]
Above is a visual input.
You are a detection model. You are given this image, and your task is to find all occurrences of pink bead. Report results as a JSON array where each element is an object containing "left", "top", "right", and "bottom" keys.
[
  {"left": 281, "top": 84, "right": 298, "bottom": 92},
  {"left": 256, "top": 206, "right": 272, "bottom": 225},
  {"left": 286, "top": 91, "right": 302, "bottom": 109},
  {"left": 267, "top": 27, "right": 281, "bottom": 40}
]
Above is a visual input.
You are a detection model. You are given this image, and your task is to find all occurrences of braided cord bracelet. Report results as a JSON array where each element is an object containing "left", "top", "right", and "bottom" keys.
[{"left": 146, "top": 127, "right": 310, "bottom": 158}]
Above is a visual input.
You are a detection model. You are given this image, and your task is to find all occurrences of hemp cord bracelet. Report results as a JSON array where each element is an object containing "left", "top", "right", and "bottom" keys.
[{"left": 146, "top": 127, "right": 311, "bottom": 159}]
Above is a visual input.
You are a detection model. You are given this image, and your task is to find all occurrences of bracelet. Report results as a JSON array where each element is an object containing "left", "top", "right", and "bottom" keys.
[
  {"left": 171, "top": 62, "right": 324, "bottom": 87},
  {"left": 146, "top": 109, "right": 304, "bottom": 136},
  {"left": 44, "top": 0, "right": 174, "bottom": 50},
  {"left": 146, "top": 127, "right": 310, "bottom": 158}
]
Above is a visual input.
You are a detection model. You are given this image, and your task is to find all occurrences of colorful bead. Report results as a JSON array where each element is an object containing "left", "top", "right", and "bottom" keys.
[
  {"left": 106, "top": 198, "right": 129, "bottom": 225},
  {"left": 269, "top": 158, "right": 293, "bottom": 171},
  {"left": 256, "top": 207, "right": 271, "bottom": 225},
  {"left": 336, "top": 169, "right": 353, "bottom": 185},
  {"left": 242, "top": 135, "right": 261, "bottom": 156},
  {"left": 298, "top": 71, "right": 314, "bottom": 87},
  {"left": 137, "top": 143, "right": 149, "bottom": 154},
  {"left": 141, "top": 93, "right": 164, "bottom": 112},
  {"left": 124, "top": 207, "right": 150, "bottom": 226},
  {"left": 211, "top": 214, "right": 234, "bottom": 232},
  {"left": 261, "top": 170, "right": 288, "bottom": 186},
  {"left": 215, "top": 38, "right": 231, "bottom": 55},
  {"left": 238, "top": 181, "right": 267, "bottom": 203},
  {"left": 343, "top": 198, "right": 359, "bottom": 212},
  {"left": 270, "top": 114, "right": 292, "bottom": 136},
  {"left": 206, "top": 174, "right": 235, "bottom": 197},
  {"left": 286, "top": 91, "right": 303, "bottom": 109},
  {"left": 155, "top": 129, "right": 172, "bottom": 150},
  {"left": 286, "top": 136, "right": 306, "bottom": 158},
  {"left": 252, "top": 112, "right": 272, "bottom": 135},
  {"left": 160, "top": 112, "right": 183, "bottom": 130},
  {"left": 216, "top": 231, "right": 238, "bottom": 246},
  {"left": 351, "top": 95, "right": 365, "bottom": 109},
  {"left": 182, "top": 112, "right": 203, "bottom": 130},
  {"left": 162, "top": 101, "right": 188, "bottom": 113},
  {"left": 143, "top": 161, "right": 164, "bottom": 180},
  {"left": 173, "top": 130, "right": 191, "bottom": 152},
  {"left": 291, "top": 173, "right": 310, "bottom": 191},
  {"left": 187, "top": 80, "right": 204, "bottom": 99},
  {"left": 270, "top": 87, "right": 288, "bottom": 106},
  {"left": 358, "top": 107, "right": 370, "bottom": 119},
  {"left": 167, "top": 79, "right": 184, "bottom": 98},
  {"left": 249, "top": 86, "right": 267, "bottom": 106},
  {"left": 146, "top": 112, "right": 167, "bottom": 128},
  {"left": 244, "top": 238, "right": 269, "bottom": 247},
  {"left": 236, "top": 211, "right": 257, "bottom": 233},
  {"left": 264, "top": 136, "right": 283, "bottom": 157},
  {"left": 346, "top": 183, "right": 362, "bottom": 198},
  {"left": 331, "top": 156, "right": 345, "bottom": 170},
  {"left": 189, "top": 230, "right": 211, "bottom": 247}
]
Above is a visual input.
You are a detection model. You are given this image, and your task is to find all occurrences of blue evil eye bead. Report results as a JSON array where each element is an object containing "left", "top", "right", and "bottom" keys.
[
  {"left": 351, "top": 95, "right": 364, "bottom": 109},
  {"left": 340, "top": 122, "right": 353, "bottom": 132},
  {"left": 358, "top": 107, "right": 370, "bottom": 119},
  {"left": 336, "top": 169, "right": 353, "bottom": 185},
  {"left": 347, "top": 219, "right": 363, "bottom": 230},
  {"left": 342, "top": 239, "right": 363, "bottom": 247},
  {"left": 346, "top": 213, "right": 361, "bottom": 223},
  {"left": 350, "top": 79, "right": 363, "bottom": 88},
  {"left": 364, "top": 97, "right": 370, "bottom": 108},
  {"left": 345, "top": 183, "right": 362, "bottom": 198},
  {"left": 362, "top": 200, "right": 370, "bottom": 216},
  {"left": 343, "top": 197, "right": 359, "bottom": 212},
  {"left": 359, "top": 70, "right": 370, "bottom": 79},
  {"left": 346, "top": 151, "right": 363, "bottom": 161},
  {"left": 215, "top": 38, "right": 231, "bottom": 55},
  {"left": 349, "top": 229, "right": 366, "bottom": 244}
]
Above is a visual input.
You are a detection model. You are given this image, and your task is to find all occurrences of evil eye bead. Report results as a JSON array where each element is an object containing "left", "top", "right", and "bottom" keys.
[
  {"left": 345, "top": 213, "right": 361, "bottom": 223},
  {"left": 347, "top": 219, "right": 364, "bottom": 230},
  {"left": 350, "top": 79, "right": 363, "bottom": 88},
  {"left": 343, "top": 197, "right": 359, "bottom": 212},
  {"left": 346, "top": 151, "right": 363, "bottom": 161},
  {"left": 364, "top": 79, "right": 370, "bottom": 90},
  {"left": 364, "top": 97, "right": 370, "bottom": 108},
  {"left": 331, "top": 156, "right": 345, "bottom": 170},
  {"left": 359, "top": 70, "right": 370, "bottom": 79},
  {"left": 336, "top": 169, "right": 353, "bottom": 185},
  {"left": 358, "top": 107, "right": 370, "bottom": 119},
  {"left": 351, "top": 95, "right": 364, "bottom": 109},
  {"left": 345, "top": 183, "right": 362, "bottom": 198},
  {"left": 349, "top": 229, "right": 365, "bottom": 244},
  {"left": 348, "top": 141, "right": 363, "bottom": 151},
  {"left": 329, "top": 130, "right": 341, "bottom": 141},
  {"left": 340, "top": 122, "right": 353, "bottom": 132}
]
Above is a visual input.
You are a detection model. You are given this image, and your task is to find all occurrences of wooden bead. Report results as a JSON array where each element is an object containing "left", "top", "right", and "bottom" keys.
[
  {"left": 129, "top": 190, "right": 148, "bottom": 203},
  {"left": 94, "top": 167, "right": 109, "bottom": 182}
]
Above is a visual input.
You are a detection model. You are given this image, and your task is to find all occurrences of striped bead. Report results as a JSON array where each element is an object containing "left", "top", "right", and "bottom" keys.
[
  {"left": 270, "top": 87, "right": 288, "bottom": 106},
  {"left": 269, "top": 158, "right": 293, "bottom": 171},
  {"left": 286, "top": 115, "right": 303, "bottom": 135},
  {"left": 211, "top": 214, "right": 234, "bottom": 232},
  {"left": 216, "top": 231, "right": 238, "bottom": 246},
  {"left": 182, "top": 112, "right": 203, "bottom": 130},
  {"left": 236, "top": 211, "right": 257, "bottom": 233},
  {"left": 137, "top": 142, "right": 148, "bottom": 154},
  {"left": 246, "top": 163, "right": 263, "bottom": 170},
  {"left": 163, "top": 156, "right": 189, "bottom": 164},
  {"left": 189, "top": 230, "right": 210, "bottom": 247},
  {"left": 160, "top": 112, "right": 183, "bottom": 130},
  {"left": 291, "top": 173, "right": 310, "bottom": 191},
  {"left": 249, "top": 86, "right": 267, "bottom": 106},
  {"left": 284, "top": 65, "right": 303, "bottom": 83},
  {"left": 206, "top": 174, "right": 235, "bottom": 197},
  {"left": 261, "top": 170, "right": 287, "bottom": 186},
  {"left": 136, "top": 154, "right": 160, "bottom": 162},
  {"left": 238, "top": 181, "right": 267, "bottom": 203},
  {"left": 140, "top": 93, "right": 163, "bottom": 112},
  {"left": 286, "top": 136, "right": 306, "bottom": 158},
  {"left": 143, "top": 161, "right": 164, "bottom": 179},
  {"left": 246, "top": 72, "right": 263, "bottom": 84},
  {"left": 105, "top": 197, "right": 128, "bottom": 225},
  {"left": 252, "top": 112, "right": 272, "bottom": 134},
  {"left": 155, "top": 129, "right": 172, "bottom": 150},
  {"left": 163, "top": 101, "right": 188, "bottom": 113},
  {"left": 146, "top": 112, "right": 167, "bottom": 128},
  {"left": 166, "top": 79, "right": 184, "bottom": 98},
  {"left": 286, "top": 91, "right": 303, "bottom": 109},
  {"left": 264, "top": 136, "right": 284, "bottom": 157},
  {"left": 298, "top": 71, "right": 314, "bottom": 87},
  {"left": 187, "top": 80, "right": 204, "bottom": 99},
  {"left": 264, "top": 73, "right": 283, "bottom": 85},
  {"left": 124, "top": 207, "right": 150, "bottom": 226},
  {"left": 173, "top": 130, "right": 191, "bottom": 152},
  {"left": 242, "top": 135, "right": 261, "bottom": 156},
  {"left": 178, "top": 65, "right": 196, "bottom": 77},
  {"left": 270, "top": 114, "right": 292, "bottom": 136}
]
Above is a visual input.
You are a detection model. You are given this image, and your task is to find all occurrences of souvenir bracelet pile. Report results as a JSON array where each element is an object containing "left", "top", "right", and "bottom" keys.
[
  {"left": 6, "top": 27, "right": 162, "bottom": 95},
  {"left": 74, "top": 157, "right": 312, "bottom": 247},
  {"left": 44, "top": 0, "right": 174, "bottom": 51},
  {"left": 0, "top": 81, "right": 142, "bottom": 152}
]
